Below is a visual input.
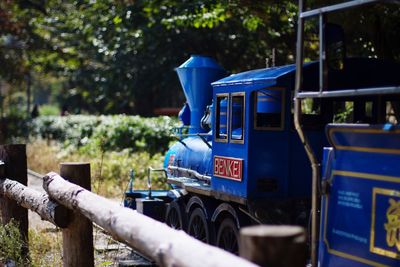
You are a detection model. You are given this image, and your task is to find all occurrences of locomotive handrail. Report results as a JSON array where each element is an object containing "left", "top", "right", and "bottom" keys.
[
  {"left": 147, "top": 167, "right": 168, "bottom": 199},
  {"left": 168, "top": 165, "right": 211, "bottom": 183},
  {"left": 171, "top": 133, "right": 211, "bottom": 137},
  {"left": 172, "top": 125, "right": 190, "bottom": 136},
  {"left": 173, "top": 136, "right": 188, "bottom": 147},
  {"left": 171, "top": 133, "right": 212, "bottom": 148},
  {"left": 197, "top": 133, "right": 212, "bottom": 148}
]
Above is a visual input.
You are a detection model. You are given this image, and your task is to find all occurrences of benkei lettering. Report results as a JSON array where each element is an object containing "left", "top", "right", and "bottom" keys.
[{"left": 213, "top": 156, "right": 243, "bottom": 181}]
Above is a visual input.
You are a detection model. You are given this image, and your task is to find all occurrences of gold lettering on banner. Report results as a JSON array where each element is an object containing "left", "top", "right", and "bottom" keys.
[{"left": 385, "top": 198, "right": 400, "bottom": 251}]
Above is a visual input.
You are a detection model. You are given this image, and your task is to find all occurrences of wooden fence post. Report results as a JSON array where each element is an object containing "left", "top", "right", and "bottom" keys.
[
  {"left": 0, "top": 144, "right": 28, "bottom": 256},
  {"left": 239, "top": 225, "right": 307, "bottom": 267},
  {"left": 60, "top": 162, "right": 94, "bottom": 267}
]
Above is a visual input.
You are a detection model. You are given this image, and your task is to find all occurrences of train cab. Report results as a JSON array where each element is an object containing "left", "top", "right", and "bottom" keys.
[{"left": 210, "top": 64, "right": 327, "bottom": 204}]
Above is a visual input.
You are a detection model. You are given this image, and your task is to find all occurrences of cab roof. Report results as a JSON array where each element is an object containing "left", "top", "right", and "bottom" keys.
[
  {"left": 212, "top": 58, "right": 400, "bottom": 92},
  {"left": 211, "top": 64, "right": 299, "bottom": 87}
]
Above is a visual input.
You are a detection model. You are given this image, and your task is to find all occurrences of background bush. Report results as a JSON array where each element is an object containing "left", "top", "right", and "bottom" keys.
[
  {"left": 27, "top": 115, "right": 178, "bottom": 197},
  {"left": 30, "top": 115, "right": 177, "bottom": 155}
]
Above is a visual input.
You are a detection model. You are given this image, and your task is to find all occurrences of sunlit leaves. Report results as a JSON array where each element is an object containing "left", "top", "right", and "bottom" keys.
[
  {"left": 113, "top": 15, "right": 122, "bottom": 25},
  {"left": 242, "top": 15, "right": 262, "bottom": 31},
  {"left": 161, "top": 3, "right": 229, "bottom": 29},
  {"left": 3, "top": 0, "right": 399, "bottom": 117}
]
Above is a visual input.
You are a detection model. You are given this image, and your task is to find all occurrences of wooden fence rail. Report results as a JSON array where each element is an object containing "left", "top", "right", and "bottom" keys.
[
  {"left": 0, "top": 178, "right": 69, "bottom": 228},
  {"left": 44, "top": 172, "right": 258, "bottom": 267},
  {"left": 0, "top": 144, "right": 306, "bottom": 267}
]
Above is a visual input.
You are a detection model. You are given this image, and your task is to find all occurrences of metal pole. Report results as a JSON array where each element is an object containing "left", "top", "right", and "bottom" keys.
[
  {"left": 295, "top": 0, "right": 304, "bottom": 95},
  {"left": 294, "top": 1, "right": 321, "bottom": 266},
  {"left": 319, "top": 13, "right": 326, "bottom": 93}
]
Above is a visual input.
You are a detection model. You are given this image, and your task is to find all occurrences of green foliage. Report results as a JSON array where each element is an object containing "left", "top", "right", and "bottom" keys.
[
  {"left": 2, "top": 1, "right": 400, "bottom": 117},
  {"left": 0, "top": 219, "right": 28, "bottom": 266},
  {"left": 39, "top": 104, "right": 60, "bottom": 116},
  {"left": 333, "top": 102, "right": 354, "bottom": 123},
  {"left": 1, "top": 0, "right": 301, "bottom": 115},
  {"left": 31, "top": 115, "right": 101, "bottom": 146},
  {"left": 30, "top": 115, "right": 177, "bottom": 155},
  {"left": 90, "top": 115, "right": 175, "bottom": 154}
]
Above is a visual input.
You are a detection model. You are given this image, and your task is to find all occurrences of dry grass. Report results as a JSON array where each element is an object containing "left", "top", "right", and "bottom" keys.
[
  {"left": 29, "top": 228, "right": 132, "bottom": 267},
  {"left": 27, "top": 139, "right": 165, "bottom": 198},
  {"left": 29, "top": 229, "right": 62, "bottom": 267},
  {"left": 27, "top": 139, "right": 61, "bottom": 175}
]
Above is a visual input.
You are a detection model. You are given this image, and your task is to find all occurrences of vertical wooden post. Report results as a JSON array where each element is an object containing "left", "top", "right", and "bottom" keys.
[
  {"left": 60, "top": 162, "right": 94, "bottom": 267},
  {"left": 0, "top": 144, "right": 28, "bottom": 256},
  {"left": 239, "top": 225, "right": 307, "bottom": 267}
]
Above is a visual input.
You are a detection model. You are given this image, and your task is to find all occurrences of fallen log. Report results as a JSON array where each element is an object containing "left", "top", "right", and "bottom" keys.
[
  {"left": 43, "top": 172, "right": 258, "bottom": 267},
  {"left": 0, "top": 178, "right": 69, "bottom": 228}
]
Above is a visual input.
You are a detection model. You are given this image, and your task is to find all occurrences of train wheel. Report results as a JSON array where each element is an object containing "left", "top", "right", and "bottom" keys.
[
  {"left": 165, "top": 200, "right": 186, "bottom": 230},
  {"left": 188, "top": 207, "right": 210, "bottom": 243},
  {"left": 216, "top": 217, "right": 239, "bottom": 254}
]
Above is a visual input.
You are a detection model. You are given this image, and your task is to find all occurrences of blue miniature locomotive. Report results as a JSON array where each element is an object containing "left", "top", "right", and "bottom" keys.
[
  {"left": 125, "top": 55, "right": 323, "bottom": 253},
  {"left": 125, "top": 1, "right": 400, "bottom": 264}
]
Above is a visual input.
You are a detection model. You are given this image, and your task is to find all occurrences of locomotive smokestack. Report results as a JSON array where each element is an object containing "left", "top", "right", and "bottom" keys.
[{"left": 176, "top": 55, "right": 226, "bottom": 134}]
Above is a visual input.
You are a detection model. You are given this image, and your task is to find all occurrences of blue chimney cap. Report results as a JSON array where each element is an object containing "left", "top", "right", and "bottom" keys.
[
  {"left": 176, "top": 55, "right": 226, "bottom": 134},
  {"left": 177, "top": 55, "right": 225, "bottom": 70}
]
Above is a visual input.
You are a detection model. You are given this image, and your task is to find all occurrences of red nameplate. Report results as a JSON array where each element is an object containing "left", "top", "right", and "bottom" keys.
[{"left": 213, "top": 156, "right": 243, "bottom": 181}]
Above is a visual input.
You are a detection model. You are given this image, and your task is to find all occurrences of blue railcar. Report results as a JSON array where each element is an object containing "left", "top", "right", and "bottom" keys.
[
  {"left": 294, "top": 1, "right": 400, "bottom": 266},
  {"left": 318, "top": 125, "right": 400, "bottom": 266},
  {"left": 124, "top": 1, "right": 400, "bottom": 262}
]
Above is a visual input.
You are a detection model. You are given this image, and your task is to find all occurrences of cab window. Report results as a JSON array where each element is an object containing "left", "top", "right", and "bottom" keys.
[
  {"left": 230, "top": 93, "right": 245, "bottom": 143},
  {"left": 254, "top": 88, "right": 284, "bottom": 130},
  {"left": 215, "top": 94, "right": 229, "bottom": 141}
]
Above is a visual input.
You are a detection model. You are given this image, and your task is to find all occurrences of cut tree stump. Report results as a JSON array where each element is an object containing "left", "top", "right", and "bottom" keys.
[{"left": 239, "top": 225, "right": 307, "bottom": 267}]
